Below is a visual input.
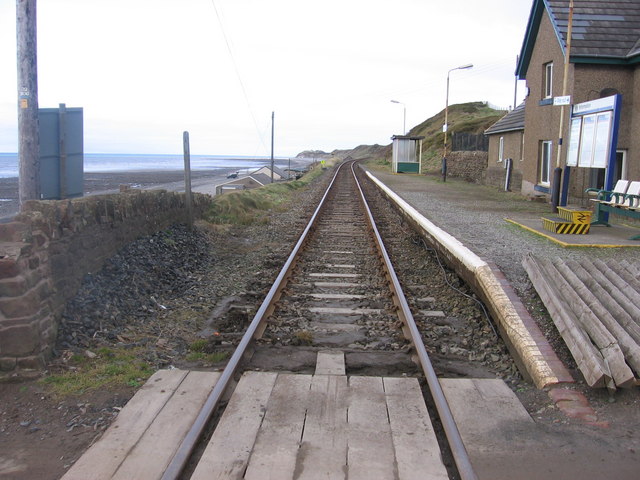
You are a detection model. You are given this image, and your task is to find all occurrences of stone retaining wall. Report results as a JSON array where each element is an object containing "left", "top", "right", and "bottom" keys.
[
  {"left": 0, "top": 190, "right": 212, "bottom": 377},
  {"left": 444, "top": 151, "right": 488, "bottom": 183},
  {"left": 484, "top": 165, "right": 524, "bottom": 191}
]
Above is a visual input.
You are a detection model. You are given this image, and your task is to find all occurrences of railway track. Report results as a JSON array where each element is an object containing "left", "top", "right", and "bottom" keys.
[
  {"left": 64, "top": 160, "right": 523, "bottom": 480},
  {"left": 159, "top": 161, "right": 478, "bottom": 479},
  {"left": 257, "top": 161, "right": 409, "bottom": 353}
]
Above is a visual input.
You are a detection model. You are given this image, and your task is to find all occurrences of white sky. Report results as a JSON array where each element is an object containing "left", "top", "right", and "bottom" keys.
[{"left": 0, "top": 0, "right": 533, "bottom": 157}]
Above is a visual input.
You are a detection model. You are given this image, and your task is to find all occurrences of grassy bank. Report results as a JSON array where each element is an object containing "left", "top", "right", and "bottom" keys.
[{"left": 205, "top": 159, "right": 336, "bottom": 225}]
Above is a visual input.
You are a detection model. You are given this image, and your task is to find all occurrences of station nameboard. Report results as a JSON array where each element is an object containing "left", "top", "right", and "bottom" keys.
[{"left": 553, "top": 95, "right": 571, "bottom": 106}]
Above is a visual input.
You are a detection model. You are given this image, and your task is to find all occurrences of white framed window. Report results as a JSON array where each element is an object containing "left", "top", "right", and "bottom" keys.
[
  {"left": 567, "top": 112, "right": 613, "bottom": 168},
  {"left": 544, "top": 62, "right": 553, "bottom": 99},
  {"left": 540, "top": 140, "right": 552, "bottom": 185},
  {"left": 498, "top": 136, "right": 504, "bottom": 163}
]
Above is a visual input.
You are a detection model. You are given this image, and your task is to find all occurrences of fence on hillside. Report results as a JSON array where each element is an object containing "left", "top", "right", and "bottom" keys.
[{"left": 452, "top": 132, "right": 489, "bottom": 152}]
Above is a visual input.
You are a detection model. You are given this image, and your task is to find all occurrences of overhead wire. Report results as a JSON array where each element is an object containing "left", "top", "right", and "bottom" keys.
[{"left": 209, "top": 0, "right": 269, "bottom": 153}]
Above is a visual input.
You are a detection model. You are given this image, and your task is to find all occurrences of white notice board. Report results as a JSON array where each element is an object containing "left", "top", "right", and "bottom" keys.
[{"left": 566, "top": 95, "right": 619, "bottom": 169}]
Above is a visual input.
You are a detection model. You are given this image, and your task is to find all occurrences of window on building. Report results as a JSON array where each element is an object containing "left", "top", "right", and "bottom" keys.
[
  {"left": 589, "top": 150, "right": 628, "bottom": 189},
  {"left": 540, "top": 141, "right": 552, "bottom": 185},
  {"left": 544, "top": 62, "right": 553, "bottom": 99},
  {"left": 498, "top": 136, "right": 504, "bottom": 163},
  {"left": 616, "top": 150, "right": 628, "bottom": 180}
]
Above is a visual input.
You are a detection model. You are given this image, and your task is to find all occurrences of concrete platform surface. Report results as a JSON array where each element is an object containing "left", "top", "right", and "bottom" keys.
[
  {"left": 442, "top": 378, "right": 639, "bottom": 480},
  {"left": 506, "top": 215, "right": 640, "bottom": 247}
]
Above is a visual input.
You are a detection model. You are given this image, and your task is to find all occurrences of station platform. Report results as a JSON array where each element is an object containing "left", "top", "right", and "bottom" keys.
[
  {"left": 506, "top": 215, "right": 640, "bottom": 248},
  {"left": 364, "top": 170, "right": 574, "bottom": 390}
]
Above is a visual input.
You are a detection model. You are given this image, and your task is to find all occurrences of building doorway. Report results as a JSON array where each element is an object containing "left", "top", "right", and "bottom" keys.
[{"left": 588, "top": 149, "right": 627, "bottom": 189}]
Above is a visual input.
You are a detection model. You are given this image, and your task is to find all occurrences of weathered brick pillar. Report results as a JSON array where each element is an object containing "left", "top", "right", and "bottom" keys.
[{"left": 0, "top": 221, "right": 55, "bottom": 374}]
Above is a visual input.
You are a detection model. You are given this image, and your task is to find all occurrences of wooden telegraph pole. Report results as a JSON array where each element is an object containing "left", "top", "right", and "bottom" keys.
[
  {"left": 183, "top": 131, "right": 194, "bottom": 230},
  {"left": 16, "top": 0, "right": 40, "bottom": 206},
  {"left": 551, "top": 0, "right": 574, "bottom": 212},
  {"left": 270, "top": 111, "right": 275, "bottom": 183}
]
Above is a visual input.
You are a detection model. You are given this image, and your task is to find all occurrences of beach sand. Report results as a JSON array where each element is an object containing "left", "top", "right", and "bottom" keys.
[{"left": 0, "top": 167, "right": 274, "bottom": 220}]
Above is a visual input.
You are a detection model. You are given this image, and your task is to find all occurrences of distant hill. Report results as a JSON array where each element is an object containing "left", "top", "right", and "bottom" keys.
[
  {"left": 308, "top": 101, "right": 505, "bottom": 172},
  {"left": 295, "top": 150, "right": 332, "bottom": 159},
  {"left": 405, "top": 101, "right": 504, "bottom": 170},
  {"left": 331, "top": 144, "right": 390, "bottom": 161}
]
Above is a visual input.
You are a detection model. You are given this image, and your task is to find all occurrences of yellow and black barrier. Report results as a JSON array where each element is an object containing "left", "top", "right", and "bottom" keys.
[
  {"left": 541, "top": 217, "right": 591, "bottom": 234},
  {"left": 542, "top": 207, "right": 592, "bottom": 235}
]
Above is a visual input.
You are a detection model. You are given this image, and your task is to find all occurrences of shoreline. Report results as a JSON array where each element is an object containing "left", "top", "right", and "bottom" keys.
[
  {"left": 0, "top": 157, "right": 313, "bottom": 219},
  {"left": 0, "top": 168, "right": 242, "bottom": 220}
]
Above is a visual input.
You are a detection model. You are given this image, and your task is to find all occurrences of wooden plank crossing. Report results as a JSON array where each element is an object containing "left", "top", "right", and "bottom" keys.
[
  {"left": 195, "top": 371, "right": 448, "bottom": 479},
  {"left": 62, "top": 369, "right": 221, "bottom": 480},
  {"left": 66, "top": 355, "right": 448, "bottom": 479}
]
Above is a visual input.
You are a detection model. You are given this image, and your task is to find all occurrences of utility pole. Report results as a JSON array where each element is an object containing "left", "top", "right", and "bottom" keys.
[
  {"left": 551, "top": 0, "right": 574, "bottom": 212},
  {"left": 270, "top": 111, "right": 275, "bottom": 183},
  {"left": 442, "top": 64, "right": 473, "bottom": 182},
  {"left": 16, "top": 0, "right": 40, "bottom": 206},
  {"left": 513, "top": 55, "right": 519, "bottom": 110},
  {"left": 183, "top": 131, "right": 193, "bottom": 230}
]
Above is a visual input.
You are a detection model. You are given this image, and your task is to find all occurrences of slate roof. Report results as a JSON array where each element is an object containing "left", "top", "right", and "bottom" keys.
[
  {"left": 517, "top": 0, "right": 640, "bottom": 78},
  {"left": 250, "top": 173, "right": 272, "bottom": 185},
  {"left": 484, "top": 103, "right": 526, "bottom": 135},
  {"left": 254, "top": 165, "right": 287, "bottom": 178},
  {"left": 214, "top": 172, "right": 272, "bottom": 189}
]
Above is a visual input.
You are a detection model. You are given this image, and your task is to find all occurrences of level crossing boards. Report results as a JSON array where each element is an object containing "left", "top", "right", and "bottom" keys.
[
  {"left": 61, "top": 369, "right": 222, "bottom": 480},
  {"left": 193, "top": 371, "right": 448, "bottom": 480},
  {"left": 62, "top": 357, "right": 448, "bottom": 479}
]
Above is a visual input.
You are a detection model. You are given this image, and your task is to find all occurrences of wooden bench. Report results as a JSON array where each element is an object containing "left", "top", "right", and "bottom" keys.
[{"left": 585, "top": 180, "right": 640, "bottom": 240}]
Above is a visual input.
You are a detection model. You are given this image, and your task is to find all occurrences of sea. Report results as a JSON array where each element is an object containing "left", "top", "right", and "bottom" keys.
[{"left": 0, "top": 152, "right": 302, "bottom": 178}]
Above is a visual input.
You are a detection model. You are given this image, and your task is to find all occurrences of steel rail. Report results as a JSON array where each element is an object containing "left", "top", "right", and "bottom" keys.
[
  {"left": 351, "top": 162, "right": 478, "bottom": 480},
  {"left": 161, "top": 163, "right": 347, "bottom": 480}
]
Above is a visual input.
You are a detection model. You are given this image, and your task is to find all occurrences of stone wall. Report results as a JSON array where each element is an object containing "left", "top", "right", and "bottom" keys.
[
  {"left": 445, "top": 151, "right": 488, "bottom": 183},
  {"left": 0, "top": 189, "right": 212, "bottom": 377},
  {"left": 484, "top": 165, "right": 524, "bottom": 191}
]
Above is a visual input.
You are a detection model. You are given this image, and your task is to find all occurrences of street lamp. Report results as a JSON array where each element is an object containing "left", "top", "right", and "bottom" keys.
[
  {"left": 390, "top": 99, "right": 406, "bottom": 135},
  {"left": 442, "top": 63, "right": 473, "bottom": 181}
]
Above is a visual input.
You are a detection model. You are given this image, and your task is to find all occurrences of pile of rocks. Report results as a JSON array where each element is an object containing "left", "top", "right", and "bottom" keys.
[{"left": 56, "top": 224, "right": 213, "bottom": 352}]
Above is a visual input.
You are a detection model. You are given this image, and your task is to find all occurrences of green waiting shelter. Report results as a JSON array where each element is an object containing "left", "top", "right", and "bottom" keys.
[{"left": 391, "top": 135, "right": 424, "bottom": 174}]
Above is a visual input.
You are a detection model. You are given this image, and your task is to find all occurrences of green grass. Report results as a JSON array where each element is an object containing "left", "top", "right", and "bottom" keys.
[
  {"left": 41, "top": 347, "right": 153, "bottom": 397},
  {"left": 189, "top": 338, "right": 209, "bottom": 352},
  {"left": 185, "top": 351, "right": 230, "bottom": 363},
  {"left": 185, "top": 338, "right": 231, "bottom": 364},
  {"left": 401, "top": 101, "right": 505, "bottom": 173},
  {"left": 205, "top": 160, "right": 335, "bottom": 225}
]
